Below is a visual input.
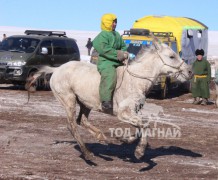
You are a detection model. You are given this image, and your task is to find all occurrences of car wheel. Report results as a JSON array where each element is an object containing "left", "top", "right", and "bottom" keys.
[{"left": 25, "top": 71, "right": 39, "bottom": 91}]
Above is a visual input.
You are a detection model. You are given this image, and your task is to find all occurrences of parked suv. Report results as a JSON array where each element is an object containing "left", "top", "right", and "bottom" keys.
[{"left": 0, "top": 30, "right": 80, "bottom": 87}]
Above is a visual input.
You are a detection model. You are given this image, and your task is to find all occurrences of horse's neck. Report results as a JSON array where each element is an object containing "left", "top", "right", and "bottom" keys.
[
  {"left": 130, "top": 59, "right": 161, "bottom": 78},
  {"left": 128, "top": 56, "right": 162, "bottom": 83},
  {"left": 113, "top": 55, "right": 163, "bottom": 113},
  {"left": 116, "top": 56, "right": 163, "bottom": 95}
]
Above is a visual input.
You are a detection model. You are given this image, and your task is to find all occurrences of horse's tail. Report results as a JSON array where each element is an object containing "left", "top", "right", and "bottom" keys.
[{"left": 26, "top": 66, "right": 57, "bottom": 103}]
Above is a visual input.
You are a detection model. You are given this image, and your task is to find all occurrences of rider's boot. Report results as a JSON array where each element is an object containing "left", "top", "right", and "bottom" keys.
[{"left": 101, "top": 101, "right": 113, "bottom": 113}]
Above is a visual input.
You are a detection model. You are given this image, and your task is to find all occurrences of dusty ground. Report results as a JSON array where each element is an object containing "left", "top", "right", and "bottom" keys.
[{"left": 0, "top": 84, "right": 218, "bottom": 180}]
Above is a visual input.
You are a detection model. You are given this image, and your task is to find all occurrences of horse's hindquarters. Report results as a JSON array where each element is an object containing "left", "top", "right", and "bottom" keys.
[{"left": 50, "top": 61, "right": 102, "bottom": 110}]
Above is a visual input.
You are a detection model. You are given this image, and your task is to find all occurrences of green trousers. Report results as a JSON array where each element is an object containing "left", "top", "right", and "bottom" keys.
[
  {"left": 191, "top": 77, "right": 210, "bottom": 98},
  {"left": 215, "top": 70, "right": 218, "bottom": 84},
  {"left": 97, "top": 62, "right": 119, "bottom": 102}
]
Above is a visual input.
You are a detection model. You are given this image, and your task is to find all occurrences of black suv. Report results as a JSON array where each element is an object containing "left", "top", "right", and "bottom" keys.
[{"left": 0, "top": 30, "right": 80, "bottom": 87}]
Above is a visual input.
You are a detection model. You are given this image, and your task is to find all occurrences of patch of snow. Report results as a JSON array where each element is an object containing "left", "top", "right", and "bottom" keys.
[
  {"left": 80, "top": 55, "right": 91, "bottom": 63},
  {"left": 181, "top": 108, "right": 218, "bottom": 114}
]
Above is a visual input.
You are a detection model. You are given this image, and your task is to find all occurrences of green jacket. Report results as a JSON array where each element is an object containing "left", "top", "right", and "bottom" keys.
[{"left": 192, "top": 58, "right": 211, "bottom": 82}]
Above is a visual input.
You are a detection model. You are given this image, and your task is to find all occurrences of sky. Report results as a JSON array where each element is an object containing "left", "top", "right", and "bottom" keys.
[{"left": 1, "top": 0, "right": 218, "bottom": 31}]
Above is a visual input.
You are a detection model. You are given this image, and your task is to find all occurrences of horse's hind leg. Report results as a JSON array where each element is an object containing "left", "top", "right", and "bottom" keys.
[
  {"left": 77, "top": 102, "right": 108, "bottom": 144},
  {"left": 134, "top": 132, "right": 148, "bottom": 159},
  {"left": 54, "top": 93, "right": 93, "bottom": 160}
]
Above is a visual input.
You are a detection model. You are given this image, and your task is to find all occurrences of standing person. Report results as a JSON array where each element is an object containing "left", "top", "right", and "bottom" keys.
[
  {"left": 191, "top": 49, "right": 211, "bottom": 105},
  {"left": 2, "top": 34, "right": 6, "bottom": 41},
  {"left": 92, "top": 13, "right": 128, "bottom": 111},
  {"left": 85, "top": 38, "right": 92, "bottom": 56}
]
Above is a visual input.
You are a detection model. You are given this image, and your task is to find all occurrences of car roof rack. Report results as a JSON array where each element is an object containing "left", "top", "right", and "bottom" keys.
[
  {"left": 123, "top": 28, "right": 174, "bottom": 38},
  {"left": 151, "top": 32, "right": 174, "bottom": 38},
  {"left": 24, "top": 30, "right": 67, "bottom": 37},
  {"left": 123, "top": 28, "right": 150, "bottom": 36}
]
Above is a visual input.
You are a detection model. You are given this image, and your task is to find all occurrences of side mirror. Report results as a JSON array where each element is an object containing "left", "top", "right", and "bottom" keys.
[{"left": 41, "top": 47, "right": 48, "bottom": 55}]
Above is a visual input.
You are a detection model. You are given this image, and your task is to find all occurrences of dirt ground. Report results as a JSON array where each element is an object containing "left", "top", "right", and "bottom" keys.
[{"left": 0, "top": 84, "right": 218, "bottom": 180}]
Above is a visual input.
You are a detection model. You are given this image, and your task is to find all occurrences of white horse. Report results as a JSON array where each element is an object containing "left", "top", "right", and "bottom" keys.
[{"left": 28, "top": 38, "right": 191, "bottom": 160}]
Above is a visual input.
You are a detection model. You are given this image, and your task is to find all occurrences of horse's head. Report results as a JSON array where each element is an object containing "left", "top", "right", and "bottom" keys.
[{"left": 151, "top": 37, "right": 191, "bottom": 82}]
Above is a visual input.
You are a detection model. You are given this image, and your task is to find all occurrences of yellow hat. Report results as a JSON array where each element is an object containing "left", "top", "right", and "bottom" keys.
[{"left": 101, "top": 13, "right": 117, "bottom": 31}]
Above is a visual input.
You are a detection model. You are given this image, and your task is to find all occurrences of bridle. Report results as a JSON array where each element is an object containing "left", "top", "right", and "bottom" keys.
[
  {"left": 154, "top": 47, "right": 190, "bottom": 80},
  {"left": 125, "top": 43, "right": 189, "bottom": 81}
]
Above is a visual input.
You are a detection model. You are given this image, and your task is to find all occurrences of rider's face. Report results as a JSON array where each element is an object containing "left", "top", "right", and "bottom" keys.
[{"left": 112, "top": 19, "right": 117, "bottom": 31}]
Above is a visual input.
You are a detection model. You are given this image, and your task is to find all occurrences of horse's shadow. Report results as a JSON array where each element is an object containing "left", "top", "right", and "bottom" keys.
[
  {"left": 54, "top": 140, "right": 202, "bottom": 171},
  {"left": 0, "top": 84, "right": 25, "bottom": 90}
]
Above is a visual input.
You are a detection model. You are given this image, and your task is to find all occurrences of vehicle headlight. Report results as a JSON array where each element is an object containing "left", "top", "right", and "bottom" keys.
[{"left": 7, "top": 61, "right": 26, "bottom": 66}]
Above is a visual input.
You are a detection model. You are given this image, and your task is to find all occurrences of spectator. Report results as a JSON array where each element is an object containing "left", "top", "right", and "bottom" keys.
[
  {"left": 2, "top": 34, "right": 6, "bottom": 41},
  {"left": 191, "top": 49, "right": 211, "bottom": 105},
  {"left": 85, "top": 38, "right": 92, "bottom": 56}
]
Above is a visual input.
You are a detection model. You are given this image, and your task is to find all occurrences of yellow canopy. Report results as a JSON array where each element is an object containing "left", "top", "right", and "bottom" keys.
[{"left": 133, "top": 15, "right": 207, "bottom": 52}]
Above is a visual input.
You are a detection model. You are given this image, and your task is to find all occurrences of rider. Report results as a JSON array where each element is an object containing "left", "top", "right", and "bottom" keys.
[{"left": 92, "top": 13, "right": 129, "bottom": 111}]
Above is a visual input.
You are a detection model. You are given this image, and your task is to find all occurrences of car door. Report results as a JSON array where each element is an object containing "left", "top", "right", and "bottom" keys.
[
  {"left": 52, "top": 39, "right": 70, "bottom": 66},
  {"left": 65, "top": 39, "right": 80, "bottom": 61},
  {"left": 36, "top": 40, "right": 54, "bottom": 66}
]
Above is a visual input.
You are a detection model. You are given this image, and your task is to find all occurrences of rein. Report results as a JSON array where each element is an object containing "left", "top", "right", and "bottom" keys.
[
  {"left": 156, "top": 51, "right": 185, "bottom": 70},
  {"left": 125, "top": 47, "right": 189, "bottom": 81},
  {"left": 115, "top": 58, "right": 155, "bottom": 90},
  {"left": 154, "top": 50, "right": 190, "bottom": 80},
  {"left": 125, "top": 59, "right": 155, "bottom": 84}
]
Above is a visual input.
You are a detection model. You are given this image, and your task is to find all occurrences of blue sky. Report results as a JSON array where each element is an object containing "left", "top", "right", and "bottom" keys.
[{"left": 1, "top": 0, "right": 218, "bottom": 31}]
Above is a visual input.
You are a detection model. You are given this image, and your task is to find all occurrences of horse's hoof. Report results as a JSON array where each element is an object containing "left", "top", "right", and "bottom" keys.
[
  {"left": 117, "top": 135, "right": 138, "bottom": 144},
  {"left": 83, "top": 152, "right": 95, "bottom": 161},
  {"left": 134, "top": 147, "right": 145, "bottom": 160},
  {"left": 96, "top": 133, "right": 108, "bottom": 144},
  {"left": 99, "top": 139, "right": 109, "bottom": 145}
]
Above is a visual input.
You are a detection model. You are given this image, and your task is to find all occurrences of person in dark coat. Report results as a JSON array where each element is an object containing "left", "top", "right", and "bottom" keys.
[
  {"left": 191, "top": 49, "right": 211, "bottom": 105},
  {"left": 86, "top": 38, "right": 93, "bottom": 56}
]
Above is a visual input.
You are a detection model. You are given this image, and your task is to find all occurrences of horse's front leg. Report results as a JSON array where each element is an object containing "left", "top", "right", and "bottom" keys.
[
  {"left": 134, "top": 127, "right": 149, "bottom": 159},
  {"left": 117, "top": 105, "right": 149, "bottom": 159},
  {"left": 116, "top": 97, "right": 150, "bottom": 159},
  {"left": 116, "top": 96, "right": 147, "bottom": 127}
]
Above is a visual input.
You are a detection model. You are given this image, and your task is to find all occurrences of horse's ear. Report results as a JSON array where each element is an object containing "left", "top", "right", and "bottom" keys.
[{"left": 150, "top": 33, "right": 162, "bottom": 50}]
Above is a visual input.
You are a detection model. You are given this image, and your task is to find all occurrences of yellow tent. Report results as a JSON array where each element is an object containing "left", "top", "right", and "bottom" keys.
[{"left": 133, "top": 15, "right": 207, "bottom": 53}]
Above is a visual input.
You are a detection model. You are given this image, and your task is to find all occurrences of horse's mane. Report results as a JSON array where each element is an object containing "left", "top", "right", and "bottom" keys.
[{"left": 129, "top": 45, "right": 156, "bottom": 65}]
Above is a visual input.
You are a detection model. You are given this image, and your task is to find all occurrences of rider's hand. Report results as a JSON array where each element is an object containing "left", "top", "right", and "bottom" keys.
[
  {"left": 117, "top": 50, "right": 129, "bottom": 61},
  {"left": 129, "top": 53, "right": 135, "bottom": 60}
]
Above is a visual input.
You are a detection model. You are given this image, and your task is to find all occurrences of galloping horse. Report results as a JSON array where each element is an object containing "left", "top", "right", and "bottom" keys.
[{"left": 28, "top": 38, "right": 191, "bottom": 160}]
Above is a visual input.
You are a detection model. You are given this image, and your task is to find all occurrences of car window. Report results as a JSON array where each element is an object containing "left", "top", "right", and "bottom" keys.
[
  {"left": 53, "top": 39, "right": 68, "bottom": 55},
  {"left": 127, "top": 43, "right": 151, "bottom": 56},
  {"left": 40, "top": 40, "right": 52, "bottom": 55},
  {"left": 170, "top": 42, "right": 178, "bottom": 54},
  {"left": 66, "top": 39, "right": 79, "bottom": 54},
  {"left": 126, "top": 40, "right": 178, "bottom": 56},
  {"left": 0, "top": 37, "right": 40, "bottom": 53}
]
